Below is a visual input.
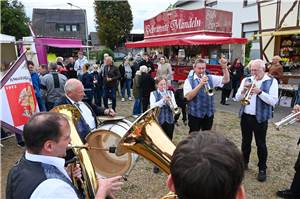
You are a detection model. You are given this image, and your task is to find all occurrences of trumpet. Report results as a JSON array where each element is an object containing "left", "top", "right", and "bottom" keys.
[
  {"left": 240, "top": 77, "right": 257, "bottom": 105},
  {"left": 200, "top": 74, "right": 214, "bottom": 96},
  {"left": 162, "top": 90, "right": 181, "bottom": 116},
  {"left": 274, "top": 111, "right": 300, "bottom": 130}
]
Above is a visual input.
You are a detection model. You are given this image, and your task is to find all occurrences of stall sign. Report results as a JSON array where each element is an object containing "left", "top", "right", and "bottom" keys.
[{"left": 144, "top": 8, "right": 232, "bottom": 38}]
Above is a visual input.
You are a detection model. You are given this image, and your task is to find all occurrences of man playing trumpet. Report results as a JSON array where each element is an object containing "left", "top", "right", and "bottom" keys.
[
  {"left": 235, "top": 59, "right": 278, "bottom": 182},
  {"left": 183, "top": 58, "right": 230, "bottom": 132}
]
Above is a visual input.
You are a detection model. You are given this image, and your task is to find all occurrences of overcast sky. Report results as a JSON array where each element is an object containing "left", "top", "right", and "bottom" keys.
[{"left": 20, "top": 0, "right": 178, "bottom": 34}]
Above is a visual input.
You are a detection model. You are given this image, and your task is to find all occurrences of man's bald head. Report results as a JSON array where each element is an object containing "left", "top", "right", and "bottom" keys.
[{"left": 64, "top": 78, "right": 85, "bottom": 102}]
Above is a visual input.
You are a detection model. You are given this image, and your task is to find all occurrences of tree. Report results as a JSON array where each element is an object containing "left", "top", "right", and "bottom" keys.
[
  {"left": 1, "top": 0, "right": 30, "bottom": 40},
  {"left": 94, "top": 1, "right": 133, "bottom": 50}
]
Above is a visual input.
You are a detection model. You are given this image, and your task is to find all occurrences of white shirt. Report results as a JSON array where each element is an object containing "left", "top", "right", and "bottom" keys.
[
  {"left": 74, "top": 56, "right": 88, "bottom": 76},
  {"left": 235, "top": 74, "right": 278, "bottom": 115},
  {"left": 26, "top": 152, "right": 78, "bottom": 199},
  {"left": 150, "top": 90, "right": 177, "bottom": 109},
  {"left": 183, "top": 72, "right": 224, "bottom": 96},
  {"left": 67, "top": 96, "right": 96, "bottom": 130}
]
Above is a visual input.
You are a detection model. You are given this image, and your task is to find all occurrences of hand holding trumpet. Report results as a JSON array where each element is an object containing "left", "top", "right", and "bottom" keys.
[{"left": 199, "top": 75, "right": 209, "bottom": 87}]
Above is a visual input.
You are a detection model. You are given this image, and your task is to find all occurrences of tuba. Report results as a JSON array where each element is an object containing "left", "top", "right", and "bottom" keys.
[
  {"left": 50, "top": 105, "right": 98, "bottom": 199},
  {"left": 116, "top": 106, "right": 177, "bottom": 198}
]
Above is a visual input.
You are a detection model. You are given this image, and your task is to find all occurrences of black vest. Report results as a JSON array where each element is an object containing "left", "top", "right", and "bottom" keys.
[{"left": 6, "top": 156, "right": 82, "bottom": 199}]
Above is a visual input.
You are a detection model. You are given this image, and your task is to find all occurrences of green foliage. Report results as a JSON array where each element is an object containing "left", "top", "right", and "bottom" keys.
[
  {"left": 244, "top": 41, "right": 253, "bottom": 65},
  {"left": 1, "top": 0, "right": 30, "bottom": 40},
  {"left": 94, "top": 1, "right": 133, "bottom": 49},
  {"left": 245, "top": 41, "right": 252, "bottom": 58},
  {"left": 97, "top": 48, "right": 114, "bottom": 62}
]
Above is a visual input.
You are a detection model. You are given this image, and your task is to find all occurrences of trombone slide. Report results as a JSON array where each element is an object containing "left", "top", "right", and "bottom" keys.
[{"left": 274, "top": 111, "right": 300, "bottom": 130}]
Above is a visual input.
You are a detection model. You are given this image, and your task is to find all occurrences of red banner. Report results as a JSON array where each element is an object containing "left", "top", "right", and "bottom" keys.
[
  {"left": 5, "top": 83, "right": 37, "bottom": 127},
  {"left": 144, "top": 8, "right": 232, "bottom": 38},
  {"left": 1, "top": 52, "right": 39, "bottom": 134}
]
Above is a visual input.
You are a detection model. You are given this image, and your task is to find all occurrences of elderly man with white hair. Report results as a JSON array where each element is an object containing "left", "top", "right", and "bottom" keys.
[
  {"left": 235, "top": 59, "right": 278, "bottom": 182},
  {"left": 55, "top": 78, "right": 115, "bottom": 142}
]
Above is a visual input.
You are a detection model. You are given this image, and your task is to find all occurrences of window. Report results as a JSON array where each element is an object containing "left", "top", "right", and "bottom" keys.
[
  {"left": 243, "top": 31, "right": 258, "bottom": 41},
  {"left": 65, "top": 25, "right": 71, "bottom": 32},
  {"left": 243, "top": 0, "right": 256, "bottom": 7},
  {"left": 56, "top": 24, "right": 79, "bottom": 32},
  {"left": 242, "top": 22, "right": 259, "bottom": 41},
  {"left": 72, "top": 25, "right": 78, "bottom": 32},
  {"left": 205, "top": 0, "right": 217, "bottom": 7},
  {"left": 57, "top": 24, "right": 64, "bottom": 32}
]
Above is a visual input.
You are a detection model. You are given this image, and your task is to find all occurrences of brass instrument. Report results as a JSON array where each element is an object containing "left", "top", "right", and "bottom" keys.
[
  {"left": 240, "top": 77, "right": 257, "bottom": 106},
  {"left": 50, "top": 105, "right": 98, "bottom": 199},
  {"left": 116, "top": 106, "right": 177, "bottom": 198},
  {"left": 200, "top": 74, "right": 214, "bottom": 96},
  {"left": 162, "top": 90, "right": 181, "bottom": 116},
  {"left": 274, "top": 111, "right": 300, "bottom": 130}
]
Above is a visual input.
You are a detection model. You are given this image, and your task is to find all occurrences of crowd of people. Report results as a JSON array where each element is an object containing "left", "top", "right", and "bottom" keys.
[{"left": 4, "top": 50, "right": 300, "bottom": 199}]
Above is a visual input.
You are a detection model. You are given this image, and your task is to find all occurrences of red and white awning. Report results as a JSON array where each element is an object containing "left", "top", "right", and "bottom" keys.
[{"left": 125, "top": 34, "right": 248, "bottom": 48}]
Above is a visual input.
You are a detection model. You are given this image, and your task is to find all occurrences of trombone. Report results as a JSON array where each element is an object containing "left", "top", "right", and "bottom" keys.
[
  {"left": 274, "top": 111, "right": 300, "bottom": 130},
  {"left": 240, "top": 77, "right": 257, "bottom": 105},
  {"left": 200, "top": 74, "right": 214, "bottom": 96}
]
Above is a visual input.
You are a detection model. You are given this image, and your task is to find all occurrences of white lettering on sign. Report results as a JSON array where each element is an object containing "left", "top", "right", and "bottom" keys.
[
  {"left": 170, "top": 17, "right": 202, "bottom": 31},
  {"left": 145, "top": 24, "right": 170, "bottom": 35},
  {"left": 145, "top": 17, "right": 202, "bottom": 36}
]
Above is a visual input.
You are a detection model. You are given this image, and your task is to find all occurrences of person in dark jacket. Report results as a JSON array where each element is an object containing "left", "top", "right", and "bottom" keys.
[
  {"left": 81, "top": 64, "right": 94, "bottom": 106},
  {"left": 230, "top": 58, "right": 244, "bottom": 100},
  {"left": 102, "top": 56, "right": 121, "bottom": 111},
  {"left": 92, "top": 64, "right": 103, "bottom": 107},
  {"left": 55, "top": 79, "right": 115, "bottom": 141},
  {"left": 65, "top": 57, "right": 77, "bottom": 79},
  {"left": 139, "top": 65, "right": 155, "bottom": 112},
  {"left": 139, "top": 52, "right": 154, "bottom": 74},
  {"left": 174, "top": 80, "right": 187, "bottom": 125},
  {"left": 221, "top": 63, "right": 232, "bottom": 105}
]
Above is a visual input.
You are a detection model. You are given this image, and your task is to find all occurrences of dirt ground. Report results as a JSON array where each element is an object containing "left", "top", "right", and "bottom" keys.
[{"left": 1, "top": 96, "right": 300, "bottom": 199}]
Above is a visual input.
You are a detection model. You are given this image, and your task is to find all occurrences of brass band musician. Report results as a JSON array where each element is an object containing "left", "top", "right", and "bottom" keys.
[
  {"left": 235, "top": 59, "right": 278, "bottom": 182},
  {"left": 150, "top": 77, "right": 178, "bottom": 173},
  {"left": 6, "top": 112, "right": 123, "bottom": 199},
  {"left": 183, "top": 58, "right": 230, "bottom": 132},
  {"left": 277, "top": 100, "right": 300, "bottom": 198}
]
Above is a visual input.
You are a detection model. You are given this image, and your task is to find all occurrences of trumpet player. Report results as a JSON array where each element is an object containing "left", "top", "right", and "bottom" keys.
[
  {"left": 184, "top": 58, "right": 230, "bottom": 132},
  {"left": 150, "top": 77, "right": 178, "bottom": 174},
  {"left": 150, "top": 77, "right": 177, "bottom": 141},
  {"left": 277, "top": 104, "right": 300, "bottom": 198},
  {"left": 6, "top": 112, "right": 123, "bottom": 199},
  {"left": 235, "top": 59, "right": 278, "bottom": 182}
]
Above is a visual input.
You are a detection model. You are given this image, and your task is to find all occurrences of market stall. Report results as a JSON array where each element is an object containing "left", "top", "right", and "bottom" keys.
[
  {"left": 126, "top": 8, "right": 248, "bottom": 80},
  {"left": 21, "top": 37, "right": 89, "bottom": 66}
]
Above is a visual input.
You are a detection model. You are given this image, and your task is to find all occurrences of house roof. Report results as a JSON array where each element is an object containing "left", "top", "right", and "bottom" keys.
[{"left": 32, "top": 8, "right": 85, "bottom": 24}]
